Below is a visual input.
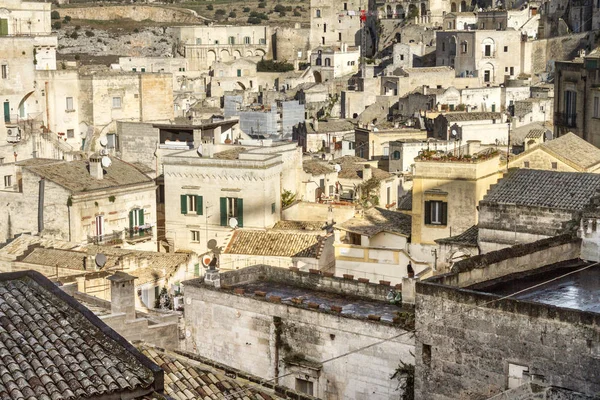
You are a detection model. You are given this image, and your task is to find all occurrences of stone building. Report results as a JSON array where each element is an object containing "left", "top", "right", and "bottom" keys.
[
  {"left": 336, "top": 156, "right": 401, "bottom": 207},
  {"left": 415, "top": 234, "right": 600, "bottom": 399},
  {"left": 409, "top": 151, "right": 502, "bottom": 263},
  {"left": 354, "top": 126, "right": 426, "bottom": 160},
  {"left": 381, "top": 66, "right": 480, "bottom": 98},
  {"left": 334, "top": 207, "right": 430, "bottom": 284},
  {"left": 430, "top": 112, "right": 508, "bottom": 145},
  {"left": 511, "top": 97, "right": 553, "bottom": 128},
  {"left": 385, "top": 138, "right": 452, "bottom": 173},
  {"left": 183, "top": 265, "right": 416, "bottom": 399},
  {"left": 301, "top": 158, "right": 339, "bottom": 202},
  {"left": 309, "top": 44, "right": 359, "bottom": 82},
  {"left": 0, "top": 156, "right": 158, "bottom": 250},
  {"left": 554, "top": 52, "right": 600, "bottom": 147},
  {"left": 175, "top": 25, "right": 269, "bottom": 71},
  {"left": 442, "top": 12, "right": 477, "bottom": 30},
  {"left": 378, "top": 0, "right": 452, "bottom": 25},
  {"left": 162, "top": 142, "right": 302, "bottom": 254},
  {"left": 209, "top": 58, "right": 259, "bottom": 95},
  {"left": 435, "top": 29, "right": 529, "bottom": 86},
  {"left": 309, "top": 0, "right": 365, "bottom": 50},
  {"left": 293, "top": 118, "right": 355, "bottom": 154},
  {"left": 478, "top": 168, "right": 600, "bottom": 253},
  {"left": 507, "top": 132, "right": 600, "bottom": 173}
]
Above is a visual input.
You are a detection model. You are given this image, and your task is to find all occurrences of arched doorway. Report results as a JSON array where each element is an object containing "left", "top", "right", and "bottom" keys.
[
  {"left": 324, "top": 58, "right": 331, "bottom": 66},
  {"left": 396, "top": 5, "right": 404, "bottom": 18},
  {"left": 313, "top": 71, "right": 322, "bottom": 83},
  {"left": 219, "top": 49, "right": 231, "bottom": 62},
  {"left": 420, "top": 3, "right": 427, "bottom": 17},
  {"left": 207, "top": 50, "right": 217, "bottom": 65}
]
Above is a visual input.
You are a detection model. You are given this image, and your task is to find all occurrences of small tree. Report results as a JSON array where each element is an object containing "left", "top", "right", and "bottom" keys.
[
  {"left": 258, "top": 1, "right": 266, "bottom": 8},
  {"left": 281, "top": 190, "right": 297, "bottom": 208},
  {"left": 357, "top": 176, "right": 381, "bottom": 208},
  {"left": 274, "top": 4, "right": 286, "bottom": 12},
  {"left": 215, "top": 8, "right": 226, "bottom": 15},
  {"left": 294, "top": 9, "right": 301, "bottom": 16},
  {"left": 391, "top": 360, "right": 415, "bottom": 400},
  {"left": 51, "top": 10, "right": 60, "bottom": 19},
  {"left": 229, "top": 11, "right": 236, "bottom": 18},
  {"left": 85, "top": 30, "right": 94, "bottom": 37},
  {"left": 70, "top": 31, "right": 78, "bottom": 39},
  {"left": 63, "top": 15, "right": 71, "bottom": 23},
  {"left": 154, "top": 287, "right": 172, "bottom": 310},
  {"left": 52, "top": 21, "right": 61, "bottom": 29},
  {"left": 243, "top": 6, "right": 250, "bottom": 12},
  {"left": 206, "top": 4, "right": 214, "bottom": 10}
]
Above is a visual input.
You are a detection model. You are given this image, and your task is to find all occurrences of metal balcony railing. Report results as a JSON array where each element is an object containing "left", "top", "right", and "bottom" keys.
[
  {"left": 87, "top": 231, "right": 123, "bottom": 246},
  {"left": 126, "top": 226, "right": 153, "bottom": 242}
]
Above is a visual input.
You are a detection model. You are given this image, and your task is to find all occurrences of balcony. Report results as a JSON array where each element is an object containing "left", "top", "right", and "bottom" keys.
[
  {"left": 482, "top": 51, "right": 496, "bottom": 58},
  {"left": 555, "top": 112, "right": 577, "bottom": 128},
  {"left": 126, "top": 225, "right": 154, "bottom": 243},
  {"left": 87, "top": 231, "right": 123, "bottom": 246}
]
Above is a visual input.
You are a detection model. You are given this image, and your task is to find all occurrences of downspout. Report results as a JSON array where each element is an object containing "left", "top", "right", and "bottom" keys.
[
  {"left": 582, "top": 74, "right": 587, "bottom": 142},
  {"left": 38, "top": 178, "right": 45, "bottom": 234},
  {"left": 45, "top": 81, "right": 50, "bottom": 131}
]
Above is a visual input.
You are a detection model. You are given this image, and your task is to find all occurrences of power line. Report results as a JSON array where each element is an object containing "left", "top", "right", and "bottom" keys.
[{"left": 222, "top": 260, "right": 599, "bottom": 399}]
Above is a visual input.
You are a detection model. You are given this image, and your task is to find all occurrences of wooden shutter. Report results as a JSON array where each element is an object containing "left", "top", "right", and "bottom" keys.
[
  {"left": 441, "top": 202, "right": 448, "bottom": 225},
  {"left": 237, "top": 198, "right": 244, "bottom": 228},
  {"left": 180, "top": 195, "right": 187, "bottom": 214},
  {"left": 424, "top": 201, "right": 431, "bottom": 224},
  {"left": 220, "top": 197, "right": 227, "bottom": 226},
  {"left": 129, "top": 210, "right": 134, "bottom": 230},
  {"left": 196, "top": 196, "right": 203, "bottom": 215},
  {"left": 138, "top": 209, "right": 144, "bottom": 225}
]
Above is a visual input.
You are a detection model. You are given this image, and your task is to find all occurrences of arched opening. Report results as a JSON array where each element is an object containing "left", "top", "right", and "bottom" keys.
[
  {"left": 386, "top": 5, "right": 393, "bottom": 18},
  {"left": 316, "top": 57, "right": 322, "bottom": 66},
  {"left": 255, "top": 49, "right": 266, "bottom": 57},
  {"left": 451, "top": 2, "right": 457, "bottom": 12},
  {"left": 408, "top": 4, "right": 418, "bottom": 18},
  {"left": 237, "top": 82, "right": 246, "bottom": 90},
  {"left": 482, "top": 62, "right": 494, "bottom": 83},
  {"left": 324, "top": 58, "right": 331, "bottom": 67},
  {"left": 396, "top": 5, "right": 404, "bottom": 18},
  {"left": 460, "top": 0, "right": 467, "bottom": 11},
  {"left": 207, "top": 50, "right": 217, "bottom": 65},
  {"left": 234, "top": 50, "right": 242, "bottom": 59},
  {"left": 313, "top": 71, "right": 322, "bottom": 83},
  {"left": 220, "top": 49, "right": 231, "bottom": 62},
  {"left": 420, "top": 3, "right": 427, "bottom": 17},
  {"left": 482, "top": 37, "right": 495, "bottom": 57},
  {"left": 246, "top": 50, "right": 253, "bottom": 57}
]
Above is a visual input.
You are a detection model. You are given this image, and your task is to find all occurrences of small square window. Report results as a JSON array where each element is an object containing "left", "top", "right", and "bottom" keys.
[
  {"left": 67, "top": 129, "right": 74, "bottom": 138},
  {"left": 551, "top": 162, "right": 558, "bottom": 169},
  {"left": 191, "top": 230, "right": 200, "bottom": 242},
  {"left": 295, "top": 379, "right": 313, "bottom": 396},
  {"left": 524, "top": 161, "right": 530, "bottom": 168},
  {"left": 112, "top": 97, "right": 121, "bottom": 109}
]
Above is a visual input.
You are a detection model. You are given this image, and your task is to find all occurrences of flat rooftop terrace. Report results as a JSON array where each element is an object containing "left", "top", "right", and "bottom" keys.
[
  {"left": 232, "top": 280, "right": 406, "bottom": 322},
  {"left": 471, "top": 260, "right": 600, "bottom": 313}
]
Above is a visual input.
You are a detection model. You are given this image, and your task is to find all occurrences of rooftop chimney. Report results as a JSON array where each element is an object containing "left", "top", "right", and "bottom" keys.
[
  {"left": 362, "top": 164, "right": 372, "bottom": 181},
  {"left": 89, "top": 154, "right": 103, "bottom": 180},
  {"left": 107, "top": 271, "right": 137, "bottom": 320}
]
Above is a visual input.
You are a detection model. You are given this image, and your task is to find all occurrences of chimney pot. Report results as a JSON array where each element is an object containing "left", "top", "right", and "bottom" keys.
[{"left": 89, "top": 154, "right": 103, "bottom": 180}]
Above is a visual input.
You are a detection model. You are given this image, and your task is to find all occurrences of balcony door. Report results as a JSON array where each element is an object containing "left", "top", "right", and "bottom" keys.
[
  {"left": 565, "top": 90, "right": 576, "bottom": 126},
  {"left": 95, "top": 215, "right": 104, "bottom": 237}
]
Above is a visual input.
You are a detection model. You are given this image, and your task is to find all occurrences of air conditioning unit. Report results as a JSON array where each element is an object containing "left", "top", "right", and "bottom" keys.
[{"left": 6, "top": 126, "right": 21, "bottom": 143}]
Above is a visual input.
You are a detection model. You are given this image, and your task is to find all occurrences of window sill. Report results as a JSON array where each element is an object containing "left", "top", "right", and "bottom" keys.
[
  {"left": 184, "top": 213, "right": 201, "bottom": 216},
  {"left": 65, "top": 109, "right": 76, "bottom": 113},
  {"left": 425, "top": 223, "right": 447, "bottom": 228}
]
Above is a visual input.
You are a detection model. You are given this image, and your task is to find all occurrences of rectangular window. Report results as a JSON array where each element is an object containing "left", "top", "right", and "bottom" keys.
[
  {"left": 214, "top": 40, "right": 219, "bottom": 44},
  {"left": 271, "top": 202, "right": 276, "bottom": 214},
  {"left": 387, "top": 187, "right": 391, "bottom": 205},
  {"left": 344, "top": 2, "right": 347, "bottom": 10},
  {"left": 220, "top": 197, "right": 243, "bottom": 227},
  {"left": 484, "top": 45, "right": 491, "bottom": 57},
  {"left": 196, "top": 38, "right": 202, "bottom": 45},
  {"left": 3, "top": 175, "right": 11, "bottom": 188},
  {"left": 484, "top": 70, "right": 491, "bottom": 82},
  {"left": 244, "top": 36, "right": 251, "bottom": 45},
  {"left": 422, "top": 344, "right": 432, "bottom": 366},
  {"left": 524, "top": 161, "right": 530, "bottom": 168},
  {"left": 129, "top": 208, "right": 144, "bottom": 229},
  {"left": 112, "top": 97, "right": 121, "bottom": 109},
  {"left": 141, "top": 67, "right": 146, "bottom": 72},
  {"left": 259, "top": 38, "right": 266, "bottom": 45},
  {"left": 551, "top": 162, "right": 557, "bottom": 169},
  {"left": 228, "top": 36, "right": 235, "bottom": 45},
  {"left": 295, "top": 379, "right": 314, "bottom": 396},
  {"left": 338, "top": 32, "right": 342, "bottom": 41},
  {"left": 1, "top": 64, "right": 7, "bottom": 79},
  {"left": 107, "top": 133, "right": 116, "bottom": 149},
  {"left": 594, "top": 96, "right": 599, "bottom": 118},
  {"left": 424, "top": 200, "right": 447, "bottom": 225},
  {"left": 504, "top": 45, "right": 508, "bottom": 52},
  {"left": 237, "top": 69, "right": 242, "bottom": 77},
  {"left": 95, "top": 215, "right": 104, "bottom": 237},
  {"left": 67, "top": 129, "right": 74, "bottom": 138},
  {"left": 191, "top": 230, "right": 200, "bottom": 242},
  {"left": 66, "top": 97, "right": 74, "bottom": 111},
  {"left": 324, "top": 23, "right": 327, "bottom": 33},
  {"left": 180, "top": 194, "right": 203, "bottom": 215},
  {"left": 510, "top": 66, "right": 514, "bottom": 75},
  {"left": 132, "top": 68, "right": 137, "bottom": 72}
]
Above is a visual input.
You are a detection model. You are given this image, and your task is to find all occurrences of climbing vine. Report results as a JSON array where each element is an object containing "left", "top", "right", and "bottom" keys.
[
  {"left": 357, "top": 177, "right": 380, "bottom": 208},
  {"left": 391, "top": 359, "right": 415, "bottom": 400}
]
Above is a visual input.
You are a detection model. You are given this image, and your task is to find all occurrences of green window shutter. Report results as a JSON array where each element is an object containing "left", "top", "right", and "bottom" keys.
[
  {"left": 194, "top": 263, "right": 200, "bottom": 276},
  {"left": 271, "top": 202, "right": 276, "bottom": 214},
  {"left": 139, "top": 209, "right": 144, "bottom": 225},
  {"left": 0, "top": 19, "right": 7, "bottom": 36},
  {"left": 441, "top": 202, "right": 448, "bottom": 225},
  {"left": 180, "top": 195, "right": 187, "bottom": 214},
  {"left": 424, "top": 201, "right": 431, "bottom": 224},
  {"left": 154, "top": 286, "right": 160, "bottom": 299},
  {"left": 129, "top": 210, "right": 134, "bottom": 230},
  {"left": 196, "top": 195, "right": 203, "bottom": 215},
  {"left": 220, "top": 197, "right": 227, "bottom": 226},
  {"left": 237, "top": 198, "right": 244, "bottom": 228}
]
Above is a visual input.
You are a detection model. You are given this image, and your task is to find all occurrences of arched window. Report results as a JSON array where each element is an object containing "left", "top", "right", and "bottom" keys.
[
  {"left": 324, "top": 58, "right": 331, "bottom": 66},
  {"left": 316, "top": 9, "right": 321, "bottom": 17},
  {"left": 393, "top": 151, "right": 401, "bottom": 160},
  {"left": 316, "top": 57, "right": 322, "bottom": 66}
]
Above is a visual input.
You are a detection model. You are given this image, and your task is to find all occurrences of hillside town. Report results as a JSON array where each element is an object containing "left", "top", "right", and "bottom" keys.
[{"left": 0, "top": 0, "right": 599, "bottom": 398}]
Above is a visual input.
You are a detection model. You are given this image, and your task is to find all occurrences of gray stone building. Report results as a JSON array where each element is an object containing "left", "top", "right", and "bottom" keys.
[
  {"left": 478, "top": 169, "right": 600, "bottom": 253},
  {"left": 415, "top": 234, "right": 600, "bottom": 399}
]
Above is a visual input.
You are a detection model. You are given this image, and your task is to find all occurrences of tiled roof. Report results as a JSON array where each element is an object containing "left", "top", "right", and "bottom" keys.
[
  {"left": 337, "top": 207, "right": 411, "bottom": 237},
  {"left": 335, "top": 156, "right": 392, "bottom": 180},
  {"left": 509, "top": 122, "right": 547, "bottom": 145},
  {"left": 306, "top": 119, "right": 354, "bottom": 134},
  {"left": 0, "top": 235, "right": 79, "bottom": 261},
  {"left": 514, "top": 100, "right": 533, "bottom": 118},
  {"left": 19, "top": 248, "right": 119, "bottom": 270},
  {"left": 0, "top": 271, "right": 159, "bottom": 399},
  {"left": 435, "top": 225, "right": 478, "bottom": 246},
  {"left": 25, "top": 158, "right": 153, "bottom": 193},
  {"left": 224, "top": 230, "right": 329, "bottom": 258},
  {"left": 139, "top": 345, "right": 287, "bottom": 400},
  {"left": 272, "top": 221, "right": 327, "bottom": 231},
  {"left": 482, "top": 169, "right": 600, "bottom": 211},
  {"left": 397, "top": 191, "right": 412, "bottom": 211},
  {"left": 303, "top": 159, "right": 335, "bottom": 175},
  {"left": 441, "top": 112, "right": 502, "bottom": 122},
  {"left": 541, "top": 132, "right": 600, "bottom": 170},
  {"left": 524, "top": 129, "right": 546, "bottom": 139}
]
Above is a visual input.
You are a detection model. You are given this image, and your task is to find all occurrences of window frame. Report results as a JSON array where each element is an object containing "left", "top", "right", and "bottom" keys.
[
  {"left": 424, "top": 200, "right": 447, "bottom": 226},
  {"left": 191, "top": 230, "right": 201, "bottom": 242},
  {"left": 3, "top": 175, "right": 11, "bottom": 188},
  {"left": 66, "top": 96, "right": 74, "bottom": 111},
  {"left": 112, "top": 96, "right": 122, "bottom": 109}
]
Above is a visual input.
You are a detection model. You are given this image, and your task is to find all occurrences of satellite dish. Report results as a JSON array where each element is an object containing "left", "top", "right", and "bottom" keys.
[
  {"left": 207, "top": 239, "right": 217, "bottom": 250},
  {"left": 229, "top": 217, "right": 238, "bottom": 229},
  {"left": 334, "top": 164, "right": 342, "bottom": 173},
  {"left": 95, "top": 253, "right": 107, "bottom": 268},
  {"left": 197, "top": 144, "right": 203, "bottom": 157},
  {"left": 202, "top": 253, "right": 214, "bottom": 267},
  {"left": 99, "top": 137, "right": 108, "bottom": 147},
  {"left": 100, "top": 148, "right": 108, "bottom": 156},
  {"left": 101, "top": 156, "right": 112, "bottom": 168},
  {"left": 451, "top": 129, "right": 458, "bottom": 137}
]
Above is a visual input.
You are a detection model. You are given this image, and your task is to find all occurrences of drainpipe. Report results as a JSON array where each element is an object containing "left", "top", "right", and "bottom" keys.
[
  {"left": 45, "top": 81, "right": 50, "bottom": 131},
  {"left": 38, "top": 178, "right": 45, "bottom": 233}
]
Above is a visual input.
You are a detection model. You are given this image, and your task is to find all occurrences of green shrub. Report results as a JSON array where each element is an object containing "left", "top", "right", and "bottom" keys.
[
  {"left": 247, "top": 16, "right": 261, "bottom": 24},
  {"left": 274, "top": 4, "right": 286, "bottom": 12},
  {"left": 63, "top": 15, "right": 71, "bottom": 22},
  {"left": 206, "top": 4, "right": 213, "bottom": 10},
  {"left": 52, "top": 21, "right": 61, "bottom": 29},
  {"left": 51, "top": 10, "right": 60, "bottom": 19},
  {"left": 215, "top": 8, "right": 226, "bottom": 15},
  {"left": 70, "top": 31, "right": 78, "bottom": 39},
  {"left": 258, "top": 2, "right": 266, "bottom": 8},
  {"left": 293, "top": 9, "right": 301, "bottom": 16},
  {"left": 257, "top": 59, "right": 294, "bottom": 72},
  {"left": 85, "top": 30, "right": 94, "bottom": 37},
  {"left": 243, "top": 6, "right": 251, "bottom": 12},
  {"left": 229, "top": 11, "right": 236, "bottom": 17}
]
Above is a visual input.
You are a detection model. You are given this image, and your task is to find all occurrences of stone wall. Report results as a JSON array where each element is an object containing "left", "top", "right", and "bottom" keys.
[
  {"left": 117, "top": 121, "right": 159, "bottom": 170},
  {"left": 59, "top": 5, "right": 202, "bottom": 23},
  {"left": 282, "top": 201, "right": 356, "bottom": 224},
  {"left": 528, "top": 32, "right": 591, "bottom": 75},
  {"left": 415, "top": 275, "right": 600, "bottom": 399},
  {"left": 478, "top": 203, "right": 576, "bottom": 253},
  {"left": 183, "top": 281, "right": 415, "bottom": 400},
  {"left": 272, "top": 27, "right": 311, "bottom": 62},
  {"left": 100, "top": 313, "right": 179, "bottom": 350}
]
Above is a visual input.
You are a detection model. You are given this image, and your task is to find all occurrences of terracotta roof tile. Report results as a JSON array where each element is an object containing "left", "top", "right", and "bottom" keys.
[
  {"left": 541, "top": 132, "right": 600, "bottom": 170},
  {"left": 224, "top": 230, "right": 329, "bottom": 259},
  {"left": 337, "top": 207, "right": 411, "bottom": 237},
  {"left": 435, "top": 225, "right": 478, "bottom": 246}
]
